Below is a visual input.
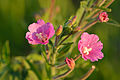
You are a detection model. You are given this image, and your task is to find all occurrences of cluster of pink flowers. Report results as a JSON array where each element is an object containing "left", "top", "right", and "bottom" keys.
[{"left": 26, "top": 12, "right": 108, "bottom": 68}]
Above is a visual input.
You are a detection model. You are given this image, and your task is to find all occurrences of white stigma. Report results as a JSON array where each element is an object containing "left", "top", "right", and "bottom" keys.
[
  {"left": 83, "top": 47, "right": 92, "bottom": 55},
  {"left": 36, "top": 33, "right": 42, "bottom": 39}
]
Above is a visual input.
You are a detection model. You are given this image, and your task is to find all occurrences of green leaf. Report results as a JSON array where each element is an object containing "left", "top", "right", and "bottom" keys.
[
  {"left": 87, "top": 0, "right": 95, "bottom": 8},
  {"left": 1, "top": 40, "right": 10, "bottom": 64},
  {"left": 49, "top": 39, "right": 54, "bottom": 47},
  {"left": 57, "top": 42, "right": 73, "bottom": 58},
  {"left": 95, "top": 6, "right": 111, "bottom": 12},
  {"left": 45, "top": 63, "right": 51, "bottom": 79},
  {"left": 0, "top": 64, "right": 10, "bottom": 80},
  {"left": 25, "top": 59, "right": 42, "bottom": 80},
  {"left": 27, "top": 53, "right": 43, "bottom": 62},
  {"left": 62, "top": 42, "right": 74, "bottom": 45},
  {"left": 76, "top": 1, "right": 88, "bottom": 25},
  {"left": 103, "top": 19, "right": 120, "bottom": 27},
  {"left": 61, "top": 27, "right": 72, "bottom": 37}
]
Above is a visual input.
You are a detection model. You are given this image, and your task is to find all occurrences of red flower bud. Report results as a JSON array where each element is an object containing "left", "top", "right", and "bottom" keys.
[
  {"left": 65, "top": 57, "right": 75, "bottom": 69},
  {"left": 98, "top": 12, "right": 109, "bottom": 22}
]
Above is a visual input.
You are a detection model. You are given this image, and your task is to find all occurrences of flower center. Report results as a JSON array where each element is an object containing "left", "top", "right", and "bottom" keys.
[
  {"left": 36, "top": 33, "right": 47, "bottom": 42},
  {"left": 83, "top": 47, "right": 92, "bottom": 55}
]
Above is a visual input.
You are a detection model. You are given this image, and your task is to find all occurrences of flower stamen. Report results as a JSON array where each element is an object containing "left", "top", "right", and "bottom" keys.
[
  {"left": 83, "top": 47, "right": 92, "bottom": 55},
  {"left": 36, "top": 33, "right": 47, "bottom": 42}
]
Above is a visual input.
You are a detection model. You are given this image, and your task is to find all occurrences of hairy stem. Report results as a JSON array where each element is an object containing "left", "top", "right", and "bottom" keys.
[{"left": 80, "top": 65, "right": 96, "bottom": 80}]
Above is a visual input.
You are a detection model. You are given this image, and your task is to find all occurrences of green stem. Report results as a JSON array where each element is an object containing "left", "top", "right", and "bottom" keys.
[{"left": 51, "top": 53, "right": 56, "bottom": 76}]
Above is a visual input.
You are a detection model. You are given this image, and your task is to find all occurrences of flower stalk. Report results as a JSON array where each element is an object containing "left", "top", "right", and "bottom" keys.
[
  {"left": 80, "top": 65, "right": 96, "bottom": 80},
  {"left": 53, "top": 69, "right": 73, "bottom": 80}
]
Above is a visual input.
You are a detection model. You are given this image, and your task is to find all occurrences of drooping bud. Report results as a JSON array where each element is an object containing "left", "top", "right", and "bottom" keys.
[
  {"left": 56, "top": 25, "right": 63, "bottom": 36},
  {"left": 65, "top": 57, "right": 75, "bottom": 70},
  {"left": 98, "top": 12, "right": 109, "bottom": 22},
  {"left": 66, "top": 16, "right": 77, "bottom": 26}
]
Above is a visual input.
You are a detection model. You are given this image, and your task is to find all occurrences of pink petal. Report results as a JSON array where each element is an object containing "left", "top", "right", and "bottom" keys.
[
  {"left": 37, "top": 19, "right": 45, "bottom": 25},
  {"left": 28, "top": 23, "right": 41, "bottom": 32}
]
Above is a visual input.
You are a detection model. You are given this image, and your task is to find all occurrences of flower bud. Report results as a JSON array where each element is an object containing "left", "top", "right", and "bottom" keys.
[
  {"left": 66, "top": 16, "right": 77, "bottom": 26},
  {"left": 98, "top": 12, "right": 109, "bottom": 22},
  {"left": 56, "top": 25, "right": 63, "bottom": 36},
  {"left": 65, "top": 57, "right": 75, "bottom": 70}
]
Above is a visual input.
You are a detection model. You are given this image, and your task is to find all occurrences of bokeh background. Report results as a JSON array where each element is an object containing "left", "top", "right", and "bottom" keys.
[{"left": 0, "top": 0, "right": 120, "bottom": 80}]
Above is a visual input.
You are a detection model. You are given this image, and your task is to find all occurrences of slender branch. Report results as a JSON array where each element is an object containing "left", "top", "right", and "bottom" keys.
[
  {"left": 81, "top": 19, "right": 98, "bottom": 31},
  {"left": 80, "top": 65, "right": 96, "bottom": 80},
  {"left": 53, "top": 69, "right": 73, "bottom": 80}
]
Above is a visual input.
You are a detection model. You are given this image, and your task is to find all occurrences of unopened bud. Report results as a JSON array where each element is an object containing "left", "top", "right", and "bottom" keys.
[
  {"left": 65, "top": 57, "right": 75, "bottom": 70},
  {"left": 98, "top": 12, "right": 109, "bottom": 22},
  {"left": 56, "top": 25, "right": 63, "bottom": 36},
  {"left": 66, "top": 16, "right": 77, "bottom": 26}
]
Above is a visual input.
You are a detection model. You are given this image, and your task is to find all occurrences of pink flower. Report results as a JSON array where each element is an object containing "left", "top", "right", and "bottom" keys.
[
  {"left": 78, "top": 32, "right": 104, "bottom": 62},
  {"left": 25, "top": 19, "right": 55, "bottom": 45},
  {"left": 98, "top": 12, "right": 109, "bottom": 22},
  {"left": 65, "top": 57, "right": 75, "bottom": 69}
]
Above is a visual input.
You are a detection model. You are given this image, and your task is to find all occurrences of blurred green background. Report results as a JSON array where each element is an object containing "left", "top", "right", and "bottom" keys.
[{"left": 0, "top": 0, "right": 120, "bottom": 80}]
